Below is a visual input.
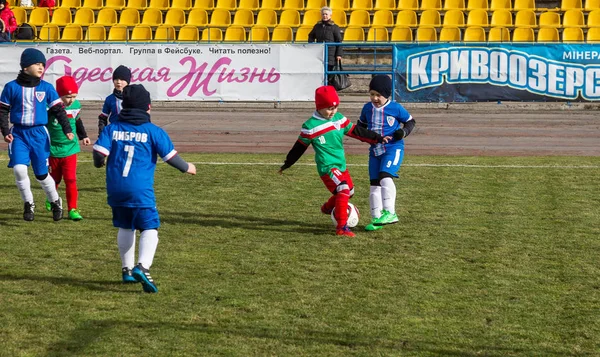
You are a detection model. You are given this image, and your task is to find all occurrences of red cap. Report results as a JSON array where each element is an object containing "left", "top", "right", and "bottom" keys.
[
  {"left": 315, "top": 85, "right": 340, "bottom": 110},
  {"left": 56, "top": 76, "right": 78, "bottom": 97}
]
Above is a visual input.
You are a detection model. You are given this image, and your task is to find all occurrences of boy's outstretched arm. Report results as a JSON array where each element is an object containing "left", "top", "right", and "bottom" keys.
[
  {"left": 165, "top": 154, "right": 196, "bottom": 175},
  {"left": 279, "top": 140, "right": 309, "bottom": 174},
  {"left": 0, "top": 103, "right": 10, "bottom": 139},
  {"left": 48, "top": 103, "right": 74, "bottom": 140},
  {"left": 347, "top": 125, "right": 389, "bottom": 144}
]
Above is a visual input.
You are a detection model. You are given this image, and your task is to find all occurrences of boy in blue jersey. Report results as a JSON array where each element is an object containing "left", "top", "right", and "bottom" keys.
[
  {"left": 357, "top": 75, "right": 416, "bottom": 231},
  {"left": 93, "top": 84, "right": 196, "bottom": 293},
  {"left": 98, "top": 65, "right": 131, "bottom": 135},
  {"left": 0, "top": 48, "right": 73, "bottom": 221}
]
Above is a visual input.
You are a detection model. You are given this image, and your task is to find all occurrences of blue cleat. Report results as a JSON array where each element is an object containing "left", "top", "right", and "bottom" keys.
[
  {"left": 131, "top": 264, "right": 158, "bottom": 293},
  {"left": 122, "top": 267, "right": 137, "bottom": 284}
]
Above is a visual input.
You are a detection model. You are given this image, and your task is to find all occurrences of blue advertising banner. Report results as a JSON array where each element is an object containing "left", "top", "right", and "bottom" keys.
[{"left": 394, "top": 43, "right": 600, "bottom": 102}]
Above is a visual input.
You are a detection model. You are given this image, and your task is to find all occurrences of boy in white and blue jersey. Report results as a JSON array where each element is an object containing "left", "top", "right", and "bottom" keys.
[
  {"left": 357, "top": 75, "right": 416, "bottom": 231},
  {"left": 0, "top": 48, "right": 73, "bottom": 221},
  {"left": 97, "top": 65, "right": 131, "bottom": 135},
  {"left": 93, "top": 84, "right": 196, "bottom": 293}
]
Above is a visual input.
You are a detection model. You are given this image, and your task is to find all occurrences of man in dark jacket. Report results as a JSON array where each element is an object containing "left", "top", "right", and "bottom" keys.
[{"left": 308, "top": 6, "right": 343, "bottom": 72}]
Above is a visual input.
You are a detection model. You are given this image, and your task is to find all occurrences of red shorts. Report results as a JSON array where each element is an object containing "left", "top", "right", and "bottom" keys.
[{"left": 320, "top": 168, "right": 354, "bottom": 195}]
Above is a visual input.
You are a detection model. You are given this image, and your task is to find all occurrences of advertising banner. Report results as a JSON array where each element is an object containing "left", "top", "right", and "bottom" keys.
[{"left": 0, "top": 43, "right": 324, "bottom": 101}]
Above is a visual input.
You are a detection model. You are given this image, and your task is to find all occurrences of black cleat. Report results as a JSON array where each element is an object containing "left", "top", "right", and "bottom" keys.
[
  {"left": 50, "top": 198, "right": 63, "bottom": 221},
  {"left": 23, "top": 202, "right": 35, "bottom": 221}
]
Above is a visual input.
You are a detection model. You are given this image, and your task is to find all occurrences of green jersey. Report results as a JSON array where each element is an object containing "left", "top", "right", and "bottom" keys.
[
  {"left": 298, "top": 111, "right": 354, "bottom": 177},
  {"left": 48, "top": 100, "right": 82, "bottom": 158}
]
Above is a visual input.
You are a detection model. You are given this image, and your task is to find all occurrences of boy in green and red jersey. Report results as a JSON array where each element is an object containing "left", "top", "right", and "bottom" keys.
[
  {"left": 46, "top": 76, "right": 91, "bottom": 220},
  {"left": 279, "top": 85, "right": 391, "bottom": 237}
]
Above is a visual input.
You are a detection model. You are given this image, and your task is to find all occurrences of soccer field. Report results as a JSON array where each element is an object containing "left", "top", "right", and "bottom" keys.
[{"left": 0, "top": 152, "right": 599, "bottom": 356}]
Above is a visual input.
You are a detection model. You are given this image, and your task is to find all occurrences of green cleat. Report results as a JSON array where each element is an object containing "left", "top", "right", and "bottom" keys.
[
  {"left": 373, "top": 210, "right": 399, "bottom": 226},
  {"left": 365, "top": 222, "right": 383, "bottom": 231},
  {"left": 45, "top": 199, "right": 51, "bottom": 211},
  {"left": 69, "top": 208, "right": 83, "bottom": 221}
]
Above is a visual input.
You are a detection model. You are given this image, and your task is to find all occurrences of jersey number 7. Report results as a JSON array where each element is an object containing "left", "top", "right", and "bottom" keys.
[{"left": 123, "top": 145, "right": 135, "bottom": 177}]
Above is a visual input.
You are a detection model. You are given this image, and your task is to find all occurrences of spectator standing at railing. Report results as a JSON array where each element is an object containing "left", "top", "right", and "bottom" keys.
[
  {"left": 308, "top": 6, "right": 343, "bottom": 73},
  {"left": 0, "top": 0, "right": 18, "bottom": 38}
]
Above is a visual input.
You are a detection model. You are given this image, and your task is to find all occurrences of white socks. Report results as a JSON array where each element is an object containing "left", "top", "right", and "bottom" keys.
[
  {"left": 138, "top": 229, "right": 159, "bottom": 270},
  {"left": 118, "top": 228, "right": 136, "bottom": 270},
  {"left": 369, "top": 185, "right": 383, "bottom": 219},
  {"left": 13, "top": 165, "right": 33, "bottom": 203},
  {"left": 36, "top": 174, "right": 59, "bottom": 202},
  {"left": 380, "top": 177, "right": 397, "bottom": 214}
]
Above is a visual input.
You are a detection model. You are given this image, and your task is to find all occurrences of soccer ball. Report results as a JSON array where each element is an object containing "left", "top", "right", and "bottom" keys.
[{"left": 331, "top": 203, "right": 360, "bottom": 228}]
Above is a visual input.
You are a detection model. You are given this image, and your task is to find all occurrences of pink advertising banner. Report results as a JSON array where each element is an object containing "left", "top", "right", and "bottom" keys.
[{"left": 0, "top": 43, "right": 324, "bottom": 101}]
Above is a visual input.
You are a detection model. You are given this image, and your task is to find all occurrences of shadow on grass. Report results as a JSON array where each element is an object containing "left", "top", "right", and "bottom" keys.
[{"left": 0, "top": 273, "right": 140, "bottom": 294}]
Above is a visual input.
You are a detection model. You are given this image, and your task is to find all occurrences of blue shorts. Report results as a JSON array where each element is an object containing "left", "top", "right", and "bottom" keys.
[
  {"left": 8, "top": 125, "right": 51, "bottom": 176},
  {"left": 369, "top": 146, "right": 404, "bottom": 180},
  {"left": 112, "top": 206, "right": 160, "bottom": 231}
]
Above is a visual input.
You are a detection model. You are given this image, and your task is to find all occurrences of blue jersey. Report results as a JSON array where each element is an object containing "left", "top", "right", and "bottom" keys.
[
  {"left": 358, "top": 100, "right": 413, "bottom": 157},
  {"left": 0, "top": 79, "right": 62, "bottom": 127},
  {"left": 93, "top": 121, "right": 177, "bottom": 208},
  {"left": 100, "top": 93, "right": 123, "bottom": 123}
]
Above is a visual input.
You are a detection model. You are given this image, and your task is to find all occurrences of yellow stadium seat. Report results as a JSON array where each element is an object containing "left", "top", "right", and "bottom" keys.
[
  {"left": 343, "top": 26, "right": 365, "bottom": 40},
  {"left": 348, "top": 10, "right": 370, "bottom": 26},
  {"left": 279, "top": 9, "right": 301, "bottom": 27},
  {"left": 294, "top": 25, "right": 312, "bottom": 41},
  {"left": 180, "top": 25, "right": 201, "bottom": 41},
  {"left": 585, "top": 0, "right": 600, "bottom": 10},
  {"left": 563, "top": 9, "right": 585, "bottom": 27},
  {"left": 131, "top": 24, "right": 153, "bottom": 41},
  {"left": 187, "top": 9, "right": 209, "bottom": 26},
  {"left": 442, "top": 9, "right": 465, "bottom": 27},
  {"left": 224, "top": 25, "right": 246, "bottom": 41},
  {"left": 373, "top": 10, "right": 394, "bottom": 26},
  {"left": 233, "top": 9, "right": 254, "bottom": 26},
  {"left": 256, "top": 10, "right": 278, "bottom": 27},
  {"left": 586, "top": 26, "right": 600, "bottom": 41},
  {"left": 250, "top": 25, "right": 270, "bottom": 41},
  {"left": 396, "top": 10, "right": 417, "bottom": 26},
  {"left": 563, "top": 26, "right": 584, "bottom": 41},
  {"left": 60, "top": 0, "right": 81, "bottom": 8},
  {"left": 538, "top": 11, "right": 561, "bottom": 27},
  {"left": 60, "top": 24, "right": 83, "bottom": 41},
  {"left": 514, "top": 10, "right": 536, "bottom": 27},
  {"left": 463, "top": 25, "right": 485, "bottom": 40},
  {"left": 119, "top": 8, "right": 140, "bottom": 26},
  {"left": 332, "top": 10, "right": 347, "bottom": 27},
  {"left": 537, "top": 27, "right": 559, "bottom": 41},
  {"left": 330, "top": 0, "right": 350, "bottom": 10},
  {"left": 420, "top": 0, "right": 442, "bottom": 10},
  {"left": 164, "top": 8, "right": 186, "bottom": 26},
  {"left": 439, "top": 26, "right": 460, "bottom": 40},
  {"left": 467, "top": 0, "right": 488, "bottom": 9},
  {"left": 216, "top": 0, "right": 236, "bottom": 10},
  {"left": 12, "top": 7, "right": 27, "bottom": 24},
  {"left": 374, "top": 0, "right": 395, "bottom": 10},
  {"left": 171, "top": 0, "right": 192, "bottom": 9},
  {"left": 96, "top": 8, "right": 118, "bottom": 26},
  {"left": 200, "top": 27, "right": 222, "bottom": 41},
  {"left": 261, "top": 0, "right": 281, "bottom": 9},
  {"left": 391, "top": 26, "right": 413, "bottom": 40},
  {"left": 209, "top": 8, "right": 231, "bottom": 27},
  {"left": 489, "top": 0, "right": 511, "bottom": 10},
  {"left": 419, "top": 9, "right": 441, "bottom": 26},
  {"left": 367, "top": 26, "right": 389, "bottom": 40},
  {"left": 397, "top": 0, "right": 419, "bottom": 10},
  {"left": 29, "top": 8, "right": 49, "bottom": 27},
  {"left": 490, "top": 9, "right": 512, "bottom": 27},
  {"left": 193, "top": 0, "right": 214, "bottom": 9},
  {"left": 271, "top": 25, "right": 294, "bottom": 41},
  {"left": 142, "top": 8, "right": 163, "bottom": 26},
  {"left": 50, "top": 8, "right": 72, "bottom": 26},
  {"left": 303, "top": 9, "right": 321, "bottom": 25},
  {"left": 108, "top": 24, "right": 129, "bottom": 41},
  {"left": 85, "top": 24, "right": 106, "bottom": 40},
  {"left": 444, "top": 0, "right": 465, "bottom": 10},
  {"left": 82, "top": 0, "right": 103, "bottom": 10},
  {"left": 149, "top": 0, "right": 170, "bottom": 10},
  {"left": 14, "top": 23, "right": 36, "bottom": 42},
  {"left": 239, "top": 0, "right": 259, "bottom": 9},
  {"left": 466, "top": 9, "right": 488, "bottom": 27},
  {"left": 154, "top": 24, "right": 176, "bottom": 40},
  {"left": 351, "top": 0, "right": 373, "bottom": 10},
  {"left": 306, "top": 0, "right": 327, "bottom": 9},
  {"left": 512, "top": 27, "right": 534, "bottom": 41},
  {"left": 561, "top": 0, "right": 583, "bottom": 10},
  {"left": 588, "top": 10, "right": 600, "bottom": 26},
  {"left": 488, "top": 26, "right": 509, "bottom": 41},
  {"left": 73, "top": 8, "right": 94, "bottom": 26},
  {"left": 513, "top": 0, "right": 535, "bottom": 10},
  {"left": 105, "top": 0, "right": 126, "bottom": 8},
  {"left": 283, "top": 0, "right": 304, "bottom": 10},
  {"left": 416, "top": 26, "right": 437, "bottom": 40},
  {"left": 127, "top": 0, "right": 148, "bottom": 9}
]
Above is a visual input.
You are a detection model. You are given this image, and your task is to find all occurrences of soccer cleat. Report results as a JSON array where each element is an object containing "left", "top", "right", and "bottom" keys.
[
  {"left": 365, "top": 221, "right": 384, "bottom": 231},
  {"left": 336, "top": 225, "right": 356, "bottom": 238},
  {"left": 321, "top": 203, "right": 333, "bottom": 215},
  {"left": 50, "top": 198, "right": 63, "bottom": 221},
  {"left": 132, "top": 263, "right": 158, "bottom": 293},
  {"left": 122, "top": 267, "right": 137, "bottom": 284},
  {"left": 373, "top": 210, "right": 399, "bottom": 226},
  {"left": 45, "top": 199, "right": 51, "bottom": 211},
  {"left": 23, "top": 202, "right": 35, "bottom": 221},
  {"left": 69, "top": 208, "right": 83, "bottom": 221}
]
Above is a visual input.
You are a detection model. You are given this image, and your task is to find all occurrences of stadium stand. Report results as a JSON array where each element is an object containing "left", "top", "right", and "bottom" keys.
[
  {"left": 439, "top": 26, "right": 461, "bottom": 40},
  {"left": 464, "top": 25, "right": 486, "bottom": 40}
]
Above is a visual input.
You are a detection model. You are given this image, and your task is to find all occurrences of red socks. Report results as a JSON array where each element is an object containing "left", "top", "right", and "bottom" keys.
[{"left": 334, "top": 189, "right": 350, "bottom": 229}]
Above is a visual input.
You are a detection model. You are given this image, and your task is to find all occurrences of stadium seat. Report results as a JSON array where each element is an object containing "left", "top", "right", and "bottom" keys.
[
  {"left": 256, "top": 9, "right": 278, "bottom": 27},
  {"left": 488, "top": 26, "right": 509, "bottom": 41},
  {"left": 396, "top": 10, "right": 417, "bottom": 27},
  {"left": 119, "top": 8, "right": 141, "bottom": 26},
  {"left": 588, "top": 10, "right": 600, "bottom": 26},
  {"left": 108, "top": 24, "right": 129, "bottom": 41},
  {"left": 282, "top": 0, "right": 304, "bottom": 10},
  {"left": 420, "top": 0, "right": 442, "bottom": 10},
  {"left": 149, "top": 0, "right": 170, "bottom": 10},
  {"left": 419, "top": 10, "right": 441, "bottom": 26},
  {"left": 141, "top": 8, "right": 163, "bottom": 26},
  {"left": 561, "top": 0, "right": 583, "bottom": 10},
  {"left": 537, "top": 27, "right": 559, "bottom": 41},
  {"left": 330, "top": 0, "right": 350, "bottom": 10},
  {"left": 224, "top": 25, "right": 247, "bottom": 41},
  {"left": 562, "top": 26, "right": 584, "bottom": 41},
  {"left": 73, "top": 8, "right": 94, "bottom": 26},
  {"left": 331, "top": 10, "right": 348, "bottom": 27},
  {"left": 14, "top": 23, "right": 36, "bottom": 42},
  {"left": 416, "top": 26, "right": 437, "bottom": 40},
  {"left": 261, "top": 0, "right": 282, "bottom": 9},
  {"left": 513, "top": 0, "right": 535, "bottom": 10},
  {"left": 171, "top": 0, "right": 192, "bottom": 10},
  {"left": 563, "top": 9, "right": 585, "bottom": 27},
  {"left": 466, "top": 9, "right": 488, "bottom": 27},
  {"left": 348, "top": 10, "right": 371, "bottom": 26},
  {"left": 200, "top": 27, "right": 222, "bottom": 41},
  {"left": 585, "top": 0, "right": 600, "bottom": 10},
  {"left": 537, "top": 12, "right": 560, "bottom": 28},
  {"left": 96, "top": 10, "right": 118, "bottom": 27},
  {"left": 490, "top": 9, "right": 512, "bottom": 27},
  {"left": 105, "top": 0, "right": 126, "bottom": 9},
  {"left": 28, "top": 8, "right": 49, "bottom": 27},
  {"left": 489, "top": 0, "right": 511, "bottom": 10},
  {"left": 514, "top": 10, "right": 536, "bottom": 27},
  {"left": 373, "top": 10, "right": 394, "bottom": 26},
  {"left": 85, "top": 24, "right": 106, "bottom": 40},
  {"left": 271, "top": 25, "right": 294, "bottom": 41},
  {"left": 397, "top": 0, "right": 419, "bottom": 10},
  {"left": 164, "top": 8, "right": 186, "bottom": 26},
  {"left": 50, "top": 8, "right": 72, "bottom": 26},
  {"left": 154, "top": 24, "right": 176, "bottom": 41},
  {"left": 512, "top": 27, "right": 534, "bottom": 41},
  {"left": 279, "top": 9, "right": 301, "bottom": 27},
  {"left": 127, "top": 0, "right": 148, "bottom": 10},
  {"left": 131, "top": 24, "right": 153, "bottom": 41},
  {"left": 343, "top": 26, "right": 365, "bottom": 40},
  {"left": 303, "top": 9, "right": 321, "bottom": 25},
  {"left": 294, "top": 25, "right": 312, "bottom": 41},
  {"left": 463, "top": 25, "right": 485, "bottom": 40},
  {"left": 193, "top": 0, "right": 215, "bottom": 9},
  {"left": 250, "top": 25, "right": 270, "bottom": 41},
  {"left": 208, "top": 8, "right": 231, "bottom": 27},
  {"left": 187, "top": 9, "right": 209, "bottom": 26},
  {"left": 61, "top": 24, "right": 83, "bottom": 41},
  {"left": 439, "top": 26, "right": 461, "bottom": 40},
  {"left": 442, "top": 10, "right": 465, "bottom": 27},
  {"left": 467, "top": 0, "right": 488, "bottom": 9},
  {"left": 586, "top": 26, "right": 600, "bottom": 41},
  {"left": 82, "top": 0, "right": 103, "bottom": 10},
  {"left": 233, "top": 9, "right": 255, "bottom": 26},
  {"left": 180, "top": 25, "right": 201, "bottom": 41},
  {"left": 239, "top": 0, "right": 259, "bottom": 9},
  {"left": 12, "top": 7, "right": 27, "bottom": 24},
  {"left": 351, "top": 0, "right": 373, "bottom": 10},
  {"left": 391, "top": 26, "right": 413, "bottom": 40},
  {"left": 444, "top": 0, "right": 465, "bottom": 10},
  {"left": 367, "top": 26, "right": 389, "bottom": 41},
  {"left": 374, "top": 0, "right": 395, "bottom": 10},
  {"left": 216, "top": 0, "right": 237, "bottom": 10},
  {"left": 306, "top": 0, "right": 327, "bottom": 9},
  {"left": 60, "top": 0, "right": 81, "bottom": 8}
]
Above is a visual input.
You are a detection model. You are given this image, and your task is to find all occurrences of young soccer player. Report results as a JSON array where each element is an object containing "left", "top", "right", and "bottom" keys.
[
  {"left": 279, "top": 85, "right": 390, "bottom": 237},
  {"left": 358, "top": 75, "right": 416, "bottom": 231},
  {"left": 0, "top": 48, "right": 73, "bottom": 221},
  {"left": 46, "top": 75, "right": 91, "bottom": 221},
  {"left": 98, "top": 65, "right": 131, "bottom": 135},
  {"left": 93, "top": 84, "right": 196, "bottom": 293}
]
